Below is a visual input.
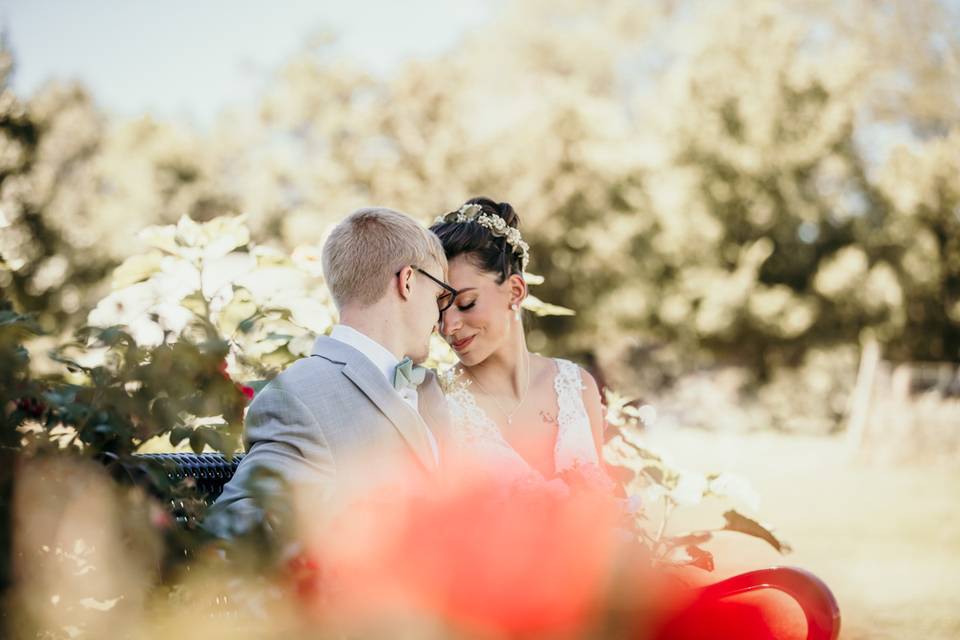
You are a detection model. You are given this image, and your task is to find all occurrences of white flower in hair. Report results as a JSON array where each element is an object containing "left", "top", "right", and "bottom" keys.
[
  {"left": 458, "top": 203, "right": 483, "bottom": 219},
  {"left": 433, "top": 202, "right": 531, "bottom": 271}
]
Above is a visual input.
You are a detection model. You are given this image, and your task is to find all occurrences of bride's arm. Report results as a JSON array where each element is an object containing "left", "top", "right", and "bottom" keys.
[{"left": 579, "top": 368, "right": 606, "bottom": 460}]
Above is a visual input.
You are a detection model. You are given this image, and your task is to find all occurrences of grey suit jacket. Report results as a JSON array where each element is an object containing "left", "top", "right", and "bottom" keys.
[{"left": 203, "top": 335, "right": 448, "bottom": 538}]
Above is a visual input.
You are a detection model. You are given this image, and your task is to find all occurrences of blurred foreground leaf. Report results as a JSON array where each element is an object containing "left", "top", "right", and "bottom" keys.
[{"left": 723, "top": 510, "right": 792, "bottom": 554}]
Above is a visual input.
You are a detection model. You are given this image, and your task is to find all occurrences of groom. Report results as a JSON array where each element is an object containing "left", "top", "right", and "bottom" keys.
[{"left": 204, "top": 207, "right": 453, "bottom": 538}]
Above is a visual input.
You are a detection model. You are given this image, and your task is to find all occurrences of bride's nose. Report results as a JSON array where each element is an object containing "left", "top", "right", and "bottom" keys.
[{"left": 440, "top": 309, "right": 461, "bottom": 337}]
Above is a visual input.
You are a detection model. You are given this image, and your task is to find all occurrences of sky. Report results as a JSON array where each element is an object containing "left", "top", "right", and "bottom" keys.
[{"left": 0, "top": 0, "right": 492, "bottom": 126}]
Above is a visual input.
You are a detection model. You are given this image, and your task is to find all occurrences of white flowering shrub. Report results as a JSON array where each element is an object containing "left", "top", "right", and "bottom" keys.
[
  {"left": 88, "top": 215, "right": 335, "bottom": 385},
  {"left": 603, "top": 390, "right": 789, "bottom": 571}
]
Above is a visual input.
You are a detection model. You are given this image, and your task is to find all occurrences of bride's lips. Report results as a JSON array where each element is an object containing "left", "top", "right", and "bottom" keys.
[{"left": 452, "top": 335, "right": 476, "bottom": 351}]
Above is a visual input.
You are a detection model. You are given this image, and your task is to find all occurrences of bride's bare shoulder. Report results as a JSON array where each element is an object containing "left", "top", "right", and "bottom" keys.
[
  {"left": 528, "top": 353, "right": 558, "bottom": 384},
  {"left": 536, "top": 354, "right": 601, "bottom": 399}
]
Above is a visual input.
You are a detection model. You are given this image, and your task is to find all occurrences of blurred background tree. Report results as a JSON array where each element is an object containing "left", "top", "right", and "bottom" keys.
[
  {"left": 0, "top": 43, "right": 236, "bottom": 336},
  {"left": 2, "top": 0, "right": 958, "bottom": 433},
  {"left": 0, "top": 44, "right": 110, "bottom": 333}
]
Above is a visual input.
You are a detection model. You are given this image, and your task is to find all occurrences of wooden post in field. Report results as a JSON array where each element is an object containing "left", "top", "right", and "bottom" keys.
[{"left": 846, "top": 337, "right": 881, "bottom": 452}]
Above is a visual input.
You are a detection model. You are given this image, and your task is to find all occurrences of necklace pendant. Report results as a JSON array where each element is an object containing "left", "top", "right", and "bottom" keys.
[{"left": 507, "top": 417, "right": 512, "bottom": 425}]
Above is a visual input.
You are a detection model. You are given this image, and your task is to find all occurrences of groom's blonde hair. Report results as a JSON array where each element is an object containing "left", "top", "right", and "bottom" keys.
[{"left": 322, "top": 207, "right": 447, "bottom": 308}]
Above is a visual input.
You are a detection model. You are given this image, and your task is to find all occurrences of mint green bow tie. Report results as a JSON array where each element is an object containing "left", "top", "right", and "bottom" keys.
[{"left": 393, "top": 357, "right": 427, "bottom": 392}]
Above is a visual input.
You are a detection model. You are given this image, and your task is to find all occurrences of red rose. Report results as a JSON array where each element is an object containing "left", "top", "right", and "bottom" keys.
[
  {"left": 15, "top": 396, "right": 46, "bottom": 418},
  {"left": 149, "top": 503, "right": 173, "bottom": 530},
  {"left": 306, "top": 464, "right": 626, "bottom": 636},
  {"left": 286, "top": 551, "right": 324, "bottom": 601}
]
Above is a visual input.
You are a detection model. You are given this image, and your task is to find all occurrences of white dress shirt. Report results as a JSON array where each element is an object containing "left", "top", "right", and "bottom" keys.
[{"left": 329, "top": 324, "right": 439, "bottom": 463}]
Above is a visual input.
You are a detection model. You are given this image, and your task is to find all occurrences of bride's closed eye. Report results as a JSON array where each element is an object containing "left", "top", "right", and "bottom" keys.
[{"left": 457, "top": 300, "right": 477, "bottom": 312}]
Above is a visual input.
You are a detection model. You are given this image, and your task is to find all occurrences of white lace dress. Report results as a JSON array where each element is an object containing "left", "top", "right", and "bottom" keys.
[{"left": 442, "top": 358, "right": 600, "bottom": 487}]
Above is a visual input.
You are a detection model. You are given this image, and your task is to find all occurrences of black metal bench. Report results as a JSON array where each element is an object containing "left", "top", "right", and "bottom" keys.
[
  {"left": 138, "top": 452, "right": 245, "bottom": 503},
  {"left": 135, "top": 452, "right": 245, "bottom": 526}
]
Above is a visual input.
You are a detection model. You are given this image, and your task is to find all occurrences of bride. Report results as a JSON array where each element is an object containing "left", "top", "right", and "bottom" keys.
[{"left": 430, "top": 198, "right": 608, "bottom": 487}]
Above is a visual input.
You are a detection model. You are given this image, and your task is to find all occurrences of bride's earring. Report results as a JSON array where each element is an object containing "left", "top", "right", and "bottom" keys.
[{"left": 511, "top": 303, "right": 521, "bottom": 321}]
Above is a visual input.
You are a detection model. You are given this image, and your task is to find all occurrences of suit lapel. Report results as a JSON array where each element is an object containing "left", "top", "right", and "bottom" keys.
[{"left": 313, "top": 336, "right": 437, "bottom": 473}]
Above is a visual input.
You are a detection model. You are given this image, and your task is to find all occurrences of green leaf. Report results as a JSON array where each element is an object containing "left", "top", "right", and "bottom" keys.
[
  {"left": 663, "top": 531, "right": 713, "bottom": 548},
  {"left": 0, "top": 310, "right": 42, "bottom": 333},
  {"left": 199, "top": 215, "right": 250, "bottom": 259},
  {"left": 95, "top": 325, "right": 136, "bottom": 348},
  {"left": 620, "top": 433, "right": 664, "bottom": 462},
  {"left": 169, "top": 426, "right": 192, "bottom": 446},
  {"left": 606, "top": 463, "right": 636, "bottom": 486},
  {"left": 179, "top": 291, "right": 207, "bottom": 317},
  {"left": 219, "top": 288, "right": 258, "bottom": 335},
  {"left": 237, "top": 315, "right": 261, "bottom": 334},
  {"left": 93, "top": 423, "right": 116, "bottom": 436},
  {"left": 49, "top": 351, "right": 93, "bottom": 374},
  {"left": 138, "top": 224, "right": 179, "bottom": 254},
  {"left": 112, "top": 252, "right": 163, "bottom": 288},
  {"left": 188, "top": 430, "right": 206, "bottom": 455},
  {"left": 186, "top": 426, "right": 234, "bottom": 455},
  {"left": 641, "top": 464, "right": 665, "bottom": 484},
  {"left": 663, "top": 544, "right": 715, "bottom": 572},
  {"left": 197, "top": 338, "right": 230, "bottom": 357},
  {"left": 722, "top": 510, "right": 792, "bottom": 553},
  {"left": 42, "top": 387, "right": 78, "bottom": 406},
  {"left": 685, "top": 545, "right": 715, "bottom": 571},
  {"left": 522, "top": 294, "right": 576, "bottom": 317},
  {"left": 175, "top": 215, "right": 203, "bottom": 248}
]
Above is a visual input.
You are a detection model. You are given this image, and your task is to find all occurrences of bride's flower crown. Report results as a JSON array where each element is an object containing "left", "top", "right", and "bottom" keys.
[{"left": 434, "top": 203, "right": 531, "bottom": 271}]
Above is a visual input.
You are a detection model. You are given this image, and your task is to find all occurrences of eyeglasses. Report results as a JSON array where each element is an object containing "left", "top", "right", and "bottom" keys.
[{"left": 396, "top": 265, "right": 460, "bottom": 319}]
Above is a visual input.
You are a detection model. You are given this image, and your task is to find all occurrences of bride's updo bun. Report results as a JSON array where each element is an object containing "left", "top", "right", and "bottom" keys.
[{"left": 430, "top": 197, "right": 526, "bottom": 283}]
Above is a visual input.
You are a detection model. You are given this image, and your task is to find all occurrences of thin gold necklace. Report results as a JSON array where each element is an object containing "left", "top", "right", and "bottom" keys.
[{"left": 466, "top": 354, "right": 532, "bottom": 425}]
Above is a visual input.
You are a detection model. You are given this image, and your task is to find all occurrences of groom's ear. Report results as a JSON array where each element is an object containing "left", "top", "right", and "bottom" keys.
[
  {"left": 507, "top": 273, "right": 527, "bottom": 306},
  {"left": 396, "top": 265, "right": 415, "bottom": 301}
]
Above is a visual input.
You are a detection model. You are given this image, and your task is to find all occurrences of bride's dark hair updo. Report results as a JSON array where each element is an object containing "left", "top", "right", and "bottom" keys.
[{"left": 429, "top": 197, "right": 524, "bottom": 284}]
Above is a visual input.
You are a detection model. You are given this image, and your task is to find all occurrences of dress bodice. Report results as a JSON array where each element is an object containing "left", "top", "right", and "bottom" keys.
[{"left": 442, "top": 358, "right": 599, "bottom": 484}]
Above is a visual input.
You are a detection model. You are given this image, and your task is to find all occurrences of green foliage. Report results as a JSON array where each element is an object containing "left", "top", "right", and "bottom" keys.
[
  {"left": 603, "top": 388, "right": 790, "bottom": 571},
  {"left": 721, "top": 510, "right": 791, "bottom": 554},
  {"left": 0, "top": 296, "right": 253, "bottom": 594},
  {"left": 0, "top": 49, "right": 114, "bottom": 333},
  {"left": 87, "top": 214, "right": 336, "bottom": 384}
]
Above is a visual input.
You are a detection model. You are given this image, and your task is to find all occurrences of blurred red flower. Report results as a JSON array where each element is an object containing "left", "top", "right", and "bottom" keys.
[{"left": 299, "top": 465, "right": 630, "bottom": 636}]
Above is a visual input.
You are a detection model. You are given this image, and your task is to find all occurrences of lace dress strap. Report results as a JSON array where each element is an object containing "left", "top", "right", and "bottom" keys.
[
  {"left": 552, "top": 358, "right": 600, "bottom": 471},
  {"left": 441, "top": 368, "right": 541, "bottom": 483},
  {"left": 443, "top": 378, "right": 504, "bottom": 446}
]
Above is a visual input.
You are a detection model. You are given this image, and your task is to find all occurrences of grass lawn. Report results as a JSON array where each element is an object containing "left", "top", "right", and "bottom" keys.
[{"left": 642, "top": 427, "right": 960, "bottom": 640}]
